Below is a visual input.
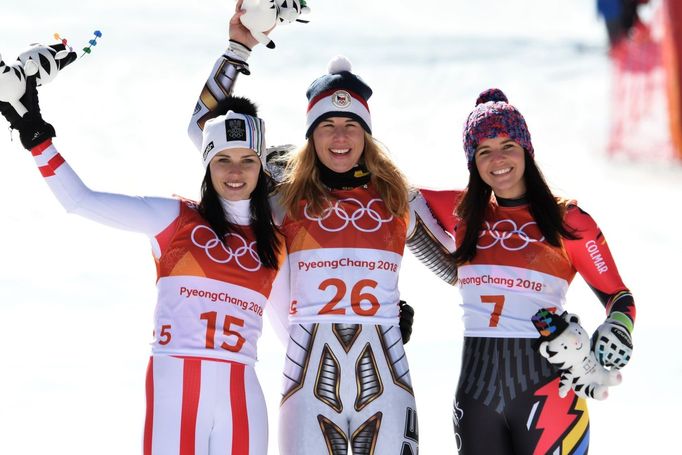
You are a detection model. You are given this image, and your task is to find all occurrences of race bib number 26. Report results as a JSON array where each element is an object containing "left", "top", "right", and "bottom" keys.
[{"left": 289, "top": 249, "right": 401, "bottom": 320}]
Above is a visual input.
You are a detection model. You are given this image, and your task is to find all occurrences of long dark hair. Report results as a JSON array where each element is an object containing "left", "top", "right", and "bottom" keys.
[
  {"left": 196, "top": 95, "right": 280, "bottom": 269},
  {"left": 452, "top": 150, "right": 578, "bottom": 266},
  {"left": 198, "top": 167, "right": 281, "bottom": 269}
]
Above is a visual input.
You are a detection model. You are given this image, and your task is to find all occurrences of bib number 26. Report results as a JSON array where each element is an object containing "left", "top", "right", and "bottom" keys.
[{"left": 318, "top": 278, "right": 380, "bottom": 317}]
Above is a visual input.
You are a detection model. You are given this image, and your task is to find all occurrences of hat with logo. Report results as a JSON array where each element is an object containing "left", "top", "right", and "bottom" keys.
[
  {"left": 462, "top": 88, "right": 534, "bottom": 168},
  {"left": 201, "top": 111, "right": 266, "bottom": 168},
  {"left": 305, "top": 55, "right": 373, "bottom": 138}
]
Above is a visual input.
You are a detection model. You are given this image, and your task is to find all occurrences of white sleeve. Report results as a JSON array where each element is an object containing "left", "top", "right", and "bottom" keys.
[
  {"left": 264, "top": 194, "right": 291, "bottom": 346},
  {"left": 32, "top": 142, "right": 180, "bottom": 238},
  {"left": 265, "top": 254, "right": 291, "bottom": 346}
]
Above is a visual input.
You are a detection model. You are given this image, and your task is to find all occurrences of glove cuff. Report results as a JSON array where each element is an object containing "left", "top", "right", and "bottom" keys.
[
  {"left": 19, "top": 119, "right": 55, "bottom": 150},
  {"left": 228, "top": 40, "right": 252, "bottom": 62},
  {"left": 607, "top": 311, "right": 634, "bottom": 334},
  {"left": 224, "top": 41, "right": 252, "bottom": 75}
]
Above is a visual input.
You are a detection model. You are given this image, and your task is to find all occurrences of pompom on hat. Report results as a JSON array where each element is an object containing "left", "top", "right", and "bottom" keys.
[
  {"left": 304, "top": 55, "right": 372, "bottom": 138},
  {"left": 462, "top": 88, "right": 534, "bottom": 167},
  {"left": 200, "top": 111, "right": 266, "bottom": 168}
]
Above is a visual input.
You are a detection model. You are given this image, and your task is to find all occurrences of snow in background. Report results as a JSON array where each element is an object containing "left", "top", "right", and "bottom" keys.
[{"left": 0, "top": 0, "right": 679, "bottom": 453}]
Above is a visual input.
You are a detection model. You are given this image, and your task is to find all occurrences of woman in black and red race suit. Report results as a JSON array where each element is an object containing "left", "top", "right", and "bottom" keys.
[{"left": 418, "top": 88, "right": 636, "bottom": 455}]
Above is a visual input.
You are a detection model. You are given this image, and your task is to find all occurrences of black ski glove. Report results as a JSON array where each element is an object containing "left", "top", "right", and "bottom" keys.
[
  {"left": 399, "top": 300, "right": 415, "bottom": 344},
  {"left": 0, "top": 74, "right": 55, "bottom": 150}
]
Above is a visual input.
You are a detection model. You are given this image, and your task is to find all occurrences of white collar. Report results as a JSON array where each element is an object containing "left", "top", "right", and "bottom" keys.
[{"left": 219, "top": 197, "right": 251, "bottom": 225}]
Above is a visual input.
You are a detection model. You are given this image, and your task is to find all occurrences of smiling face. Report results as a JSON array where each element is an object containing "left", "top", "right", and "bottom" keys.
[
  {"left": 312, "top": 116, "right": 366, "bottom": 173},
  {"left": 474, "top": 136, "right": 527, "bottom": 199},
  {"left": 208, "top": 147, "right": 261, "bottom": 201}
]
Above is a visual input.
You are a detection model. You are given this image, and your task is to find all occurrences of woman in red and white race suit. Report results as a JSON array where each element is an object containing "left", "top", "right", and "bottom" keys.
[
  {"left": 418, "top": 89, "right": 637, "bottom": 455},
  {"left": 0, "top": 73, "right": 283, "bottom": 454}
]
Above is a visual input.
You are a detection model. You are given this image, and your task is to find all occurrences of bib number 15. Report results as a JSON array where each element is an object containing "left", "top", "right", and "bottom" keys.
[
  {"left": 156, "top": 312, "right": 246, "bottom": 353},
  {"left": 200, "top": 311, "right": 246, "bottom": 352}
]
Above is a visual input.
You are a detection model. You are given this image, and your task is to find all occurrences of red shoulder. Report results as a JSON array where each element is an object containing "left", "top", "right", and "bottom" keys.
[
  {"left": 562, "top": 201, "right": 599, "bottom": 233},
  {"left": 418, "top": 189, "right": 463, "bottom": 234}
]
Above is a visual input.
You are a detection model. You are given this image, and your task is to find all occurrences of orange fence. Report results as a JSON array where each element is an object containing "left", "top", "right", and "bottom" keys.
[{"left": 664, "top": 0, "right": 682, "bottom": 159}]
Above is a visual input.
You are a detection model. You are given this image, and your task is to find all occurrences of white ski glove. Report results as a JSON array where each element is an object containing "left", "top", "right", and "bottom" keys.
[{"left": 591, "top": 313, "right": 633, "bottom": 369}]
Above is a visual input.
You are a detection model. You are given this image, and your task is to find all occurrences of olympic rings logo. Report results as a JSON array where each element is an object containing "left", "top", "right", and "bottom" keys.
[
  {"left": 476, "top": 219, "right": 545, "bottom": 251},
  {"left": 190, "top": 225, "right": 261, "bottom": 272},
  {"left": 304, "top": 198, "right": 393, "bottom": 233}
]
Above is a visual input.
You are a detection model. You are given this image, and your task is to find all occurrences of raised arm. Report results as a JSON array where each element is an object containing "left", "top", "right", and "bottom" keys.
[
  {"left": 188, "top": 4, "right": 261, "bottom": 150},
  {"left": 31, "top": 140, "right": 179, "bottom": 239},
  {"left": 406, "top": 188, "right": 459, "bottom": 285},
  {"left": 1, "top": 72, "right": 180, "bottom": 253}
]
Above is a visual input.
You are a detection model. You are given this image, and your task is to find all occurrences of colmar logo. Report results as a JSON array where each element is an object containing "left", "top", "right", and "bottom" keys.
[
  {"left": 585, "top": 240, "right": 609, "bottom": 274},
  {"left": 331, "top": 90, "right": 352, "bottom": 109}
]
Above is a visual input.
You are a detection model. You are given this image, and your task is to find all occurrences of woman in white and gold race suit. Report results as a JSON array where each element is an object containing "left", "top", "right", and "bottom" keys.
[
  {"left": 0, "top": 67, "right": 284, "bottom": 454},
  {"left": 186, "top": 8, "right": 455, "bottom": 454}
]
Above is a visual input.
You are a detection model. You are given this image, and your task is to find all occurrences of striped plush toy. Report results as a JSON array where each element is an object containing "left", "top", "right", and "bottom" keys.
[
  {"left": 0, "top": 43, "right": 77, "bottom": 116},
  {"left": 532, "top": 309, "right": 623, "bottom": 400},
  {"left": 239, "top": 0, "right": 310, "bottom": 49}
]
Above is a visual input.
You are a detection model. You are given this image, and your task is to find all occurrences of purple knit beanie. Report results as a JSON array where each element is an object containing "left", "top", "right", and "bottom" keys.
[{"left": 462, "top": 88, "right": 534, "bottom": 167}]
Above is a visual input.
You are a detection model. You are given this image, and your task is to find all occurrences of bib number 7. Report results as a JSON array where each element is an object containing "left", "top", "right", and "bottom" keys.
[{"left": 480, "top": 295, "right": 505, "bottom": 327}]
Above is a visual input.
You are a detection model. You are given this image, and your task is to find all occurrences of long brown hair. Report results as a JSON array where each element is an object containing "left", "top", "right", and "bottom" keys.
[
  {"left": 452, "top": 150, "right": 579, "bottom": 266},
  {"left": 278, "top": 132, "right": 409, "bottom": 218}
]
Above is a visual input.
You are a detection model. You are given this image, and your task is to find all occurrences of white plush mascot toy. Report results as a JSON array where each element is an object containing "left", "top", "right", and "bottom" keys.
[
  {"left": 0, "top": 54, "right": 28, "bottom": 116},
  {"left": 0, "top": 43, "right": 77, "bottom": 117},
  {"left": 239, "top": 0, "right": 310, "bottom": 49},
  {"left": 532, "top": 309, "right": 622, "bottom": 400}
]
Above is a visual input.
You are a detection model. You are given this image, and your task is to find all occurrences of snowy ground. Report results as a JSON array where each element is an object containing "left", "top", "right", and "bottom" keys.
[{"left": 1, "top": 0, "right": 679, "bottom": 453}]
